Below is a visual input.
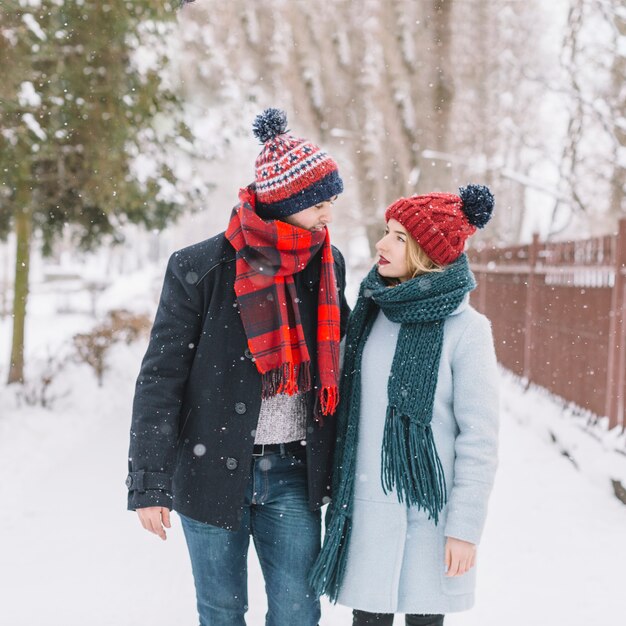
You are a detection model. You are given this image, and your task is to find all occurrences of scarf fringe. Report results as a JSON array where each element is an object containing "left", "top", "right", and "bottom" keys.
[
  {"left": 308, "top": 507, "right": 352, "bottom": 602},
  {"left": 261, "top": 362, "right": 312, "bottom": 399},
  {"left": 319, "top": 385, "right": 339, "bottom": 416},
  {"left": 381, "top": 406, "right": 447, "bottom": 523}
]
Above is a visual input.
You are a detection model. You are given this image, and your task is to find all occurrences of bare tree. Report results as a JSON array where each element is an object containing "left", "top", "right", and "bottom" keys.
[{"left": 176, "top": 0, "right": 620, "bottom": 250}]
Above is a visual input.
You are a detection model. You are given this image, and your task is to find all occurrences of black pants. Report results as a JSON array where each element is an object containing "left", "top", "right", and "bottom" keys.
[{"left": 353, "top": 609, "right": 444, "bottom": 626}]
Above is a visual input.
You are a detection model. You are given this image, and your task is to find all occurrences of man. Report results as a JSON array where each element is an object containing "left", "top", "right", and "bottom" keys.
[{"left": 126, "top": 108, "right": 350, "bottom": 626}]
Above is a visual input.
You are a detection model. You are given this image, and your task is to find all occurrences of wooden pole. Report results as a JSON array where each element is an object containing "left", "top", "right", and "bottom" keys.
[
  {"left": 605, "top": 218, "right": 626, "bottom": 429},
  {"left": 523, "top": 233, "right": 540, "bottom": 385},
  {"left": 478, "top": 246, "right": 487, "bottom": 314}
]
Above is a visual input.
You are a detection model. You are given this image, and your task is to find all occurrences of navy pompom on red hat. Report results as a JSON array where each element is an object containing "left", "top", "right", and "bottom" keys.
[
  {"left": 385, "top": 184, "right": 494, "bottom": 265},
  {"left": 252, "top": 108, "right": 344, "bottom": 219}
]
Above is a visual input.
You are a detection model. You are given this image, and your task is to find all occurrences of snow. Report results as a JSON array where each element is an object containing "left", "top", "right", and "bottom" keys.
[
  {"left": 132, "top": 152, "right": 159, "bottom": 184},
  {"left": 19, "top": 0, "right": 43, "bottom": 9},
  {"left": 17, "top": 81, "right": 42, "bottom": 108},
  {"left": 0, "top": 258, "right": 624, "bottom": 625},
  {"left": 22, "top": 13, "right": 46, "bottom": 42},
  {"left": 22, "top": 112, "right": 46, "bottom": 141},
  {"left": 131, "top": 44, "right": 160, "bottom": 76}
]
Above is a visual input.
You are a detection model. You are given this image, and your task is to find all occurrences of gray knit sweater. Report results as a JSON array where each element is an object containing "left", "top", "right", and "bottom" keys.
[{"left": 254, "top": 392, "right": 308, "bottom": 444}]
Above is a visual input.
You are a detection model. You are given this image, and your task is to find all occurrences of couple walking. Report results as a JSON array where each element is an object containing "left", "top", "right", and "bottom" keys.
[{"left": 126, "top": 108, "right": 499, "bottom": 626}]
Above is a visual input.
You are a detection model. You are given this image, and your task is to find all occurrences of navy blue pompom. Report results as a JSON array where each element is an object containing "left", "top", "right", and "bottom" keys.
[
  {"left": 459, "top": 184, "right": 494, "bottom": 229},
  {"left": 252, "top": 108, "right": 289, "bottom": 144}
]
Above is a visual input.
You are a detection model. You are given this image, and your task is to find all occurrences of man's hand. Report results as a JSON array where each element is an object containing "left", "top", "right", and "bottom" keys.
[
  {"left": 137, "top": 506, "right": 171, "bottom": 541},
  {"left": 444, "top": 536, "right": 476, "bottom": 577}
]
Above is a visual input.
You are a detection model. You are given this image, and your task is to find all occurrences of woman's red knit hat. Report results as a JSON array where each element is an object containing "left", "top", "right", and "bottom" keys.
[{"left": 385, "top": 184, "right": 495, "bottom": 265}]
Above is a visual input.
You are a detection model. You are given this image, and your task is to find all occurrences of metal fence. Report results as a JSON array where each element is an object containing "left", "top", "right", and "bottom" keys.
[{"left": 468, "top": 220, "right": 626, "bottom": 431}]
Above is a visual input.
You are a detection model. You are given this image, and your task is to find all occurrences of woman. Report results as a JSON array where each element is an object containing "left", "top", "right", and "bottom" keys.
[{"left": 310, "top": 185, "right": 500, "bottom": 626}]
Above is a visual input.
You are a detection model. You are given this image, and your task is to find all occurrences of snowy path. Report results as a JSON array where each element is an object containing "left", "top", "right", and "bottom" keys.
[{"left": 1, "top": 343, "right": 624, "bottom": 625}]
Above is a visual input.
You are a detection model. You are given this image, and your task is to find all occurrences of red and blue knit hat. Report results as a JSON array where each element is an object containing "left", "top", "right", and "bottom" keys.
[
  {"left": 252, "top": 108, "right": 344, "bottom": 219},
  {"left": 385, "top": 184, "right": 495, "bottom": 265}
]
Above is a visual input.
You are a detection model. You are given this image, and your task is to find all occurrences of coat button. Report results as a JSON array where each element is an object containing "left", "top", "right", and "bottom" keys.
[
  {"left": 235, "top": 402, "right": 247, "bottom": 414},
  {"left": 125, "top": 475, "right": 133, "bottom": 489},
  {"left": 226, "top": 457, "right": 238, "bottom": 470},
  {"left": 244, "top": 348, "right": 253, "bottom": 359}
]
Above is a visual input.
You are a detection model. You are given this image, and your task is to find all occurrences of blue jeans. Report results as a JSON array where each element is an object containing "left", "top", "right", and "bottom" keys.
[{"left": 179, "top": 446, "right": 321, "bottom": 626}]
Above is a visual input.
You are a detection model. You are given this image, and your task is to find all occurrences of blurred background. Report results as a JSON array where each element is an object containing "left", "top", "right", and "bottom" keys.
[{"left": 0, "top": 1, "right": 625, "bottom": 625}]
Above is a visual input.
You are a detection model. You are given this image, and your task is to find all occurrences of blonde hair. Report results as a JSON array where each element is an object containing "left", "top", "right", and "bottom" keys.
[{"left": 405, "top": 236, "right": 443, "bottom": 278}]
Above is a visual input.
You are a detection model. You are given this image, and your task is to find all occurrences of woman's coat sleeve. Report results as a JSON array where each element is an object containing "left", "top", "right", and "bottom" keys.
[{"left": 444, "top": 314, "right": 499, "bottom": 545}]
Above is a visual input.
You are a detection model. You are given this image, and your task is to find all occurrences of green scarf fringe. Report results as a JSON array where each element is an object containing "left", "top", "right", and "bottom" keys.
[
  {"left": 381, "top": 406, "right": 447, "bottom": 523},
  {"left": 308, "top": 507, "right": 352, "bottom": 602}
]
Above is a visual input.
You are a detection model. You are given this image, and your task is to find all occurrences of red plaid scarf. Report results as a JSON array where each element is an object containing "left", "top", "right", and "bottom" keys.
[{"left": 225, "top": 186, "right": 340, "bottom": 416}]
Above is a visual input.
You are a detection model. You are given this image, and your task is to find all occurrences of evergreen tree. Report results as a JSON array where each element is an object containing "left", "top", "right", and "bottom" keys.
[{"left": 0, "top": 1, "right": 195, "bottom": 383}]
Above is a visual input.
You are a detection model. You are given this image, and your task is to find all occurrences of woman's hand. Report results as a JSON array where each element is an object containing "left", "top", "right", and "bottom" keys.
[{"left": 444, "top": 536, "right": 476, "bottom": 577}]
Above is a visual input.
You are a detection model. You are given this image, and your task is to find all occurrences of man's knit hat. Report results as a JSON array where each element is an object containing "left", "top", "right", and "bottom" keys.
[
  {"left": 252, "top": 108, "right": 344, "bottom": 219},
  {"left": 385, "top": 184, "right": 495, "bottom": 265}
]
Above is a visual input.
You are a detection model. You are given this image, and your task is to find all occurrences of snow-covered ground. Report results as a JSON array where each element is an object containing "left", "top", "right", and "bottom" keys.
[{"left": 1, "top": 261, "right": 625, "bottom": 626}]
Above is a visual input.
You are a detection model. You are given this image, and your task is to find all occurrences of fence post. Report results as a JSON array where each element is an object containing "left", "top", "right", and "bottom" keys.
[
  {"left": 605, "top": 219, "right": 626, "bottom": 430},
  {"left": 476, "top": 246, "right": 487, "bottom": 313},
  {"left": 619, "top": 287, "right": 626, "bottom": 432},
  {"left": 523, "top": 234, "right": 540, "bottom": 384}
]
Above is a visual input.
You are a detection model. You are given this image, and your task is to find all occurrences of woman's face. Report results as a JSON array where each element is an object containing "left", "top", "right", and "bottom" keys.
[{"left": 375, "top": 219, "right": 411, "bottom": 282}]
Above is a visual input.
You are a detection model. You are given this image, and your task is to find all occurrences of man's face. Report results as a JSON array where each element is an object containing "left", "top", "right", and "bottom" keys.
[{"left": 282, "top": 196, "right": 337, "bottom": 232}]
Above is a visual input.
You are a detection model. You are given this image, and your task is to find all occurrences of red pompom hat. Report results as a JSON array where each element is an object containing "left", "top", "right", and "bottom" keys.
[
  {"left": 252, "top": 108, "right": 343, "bottom": 219},
  {"left": 385, "top": 185, "right": 495, "bottom": 266}
]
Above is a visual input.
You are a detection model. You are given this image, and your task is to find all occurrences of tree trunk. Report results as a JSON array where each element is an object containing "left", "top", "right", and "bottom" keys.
[
  {"left": 8, "top": 206, "right": 32, "bottom": 385},
  {"left": 1, "top": 244, "right": 8, "bottom": 320},
  {"left": 609, "top": 3, "right": 626, "bottom": 220},
  {"left": 429, "top": 0, "right": 454, "bottom": 192}
]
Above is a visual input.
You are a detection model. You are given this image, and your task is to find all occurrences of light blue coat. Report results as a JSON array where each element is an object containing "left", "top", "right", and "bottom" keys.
[{"left": 336, "top": 295, "right": 499, "bottom": 614}]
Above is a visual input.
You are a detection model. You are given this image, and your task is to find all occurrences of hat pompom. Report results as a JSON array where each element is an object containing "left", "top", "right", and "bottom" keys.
[
  {"left": 253, "top": 108, "right": 288, "bottom": 143},
  {"left": 459, "top": 184, "right": 494, "bottom": 229}
]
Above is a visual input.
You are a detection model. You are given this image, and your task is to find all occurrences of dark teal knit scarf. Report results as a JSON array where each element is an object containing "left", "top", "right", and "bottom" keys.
[{"left": 309, "top": 253, "right": 476, "bottom": 601}]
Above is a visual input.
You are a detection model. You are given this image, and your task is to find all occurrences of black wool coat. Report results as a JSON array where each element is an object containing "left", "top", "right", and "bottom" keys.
[{"left": 126, "top": 231, "right": 350, "bottom": 530}]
